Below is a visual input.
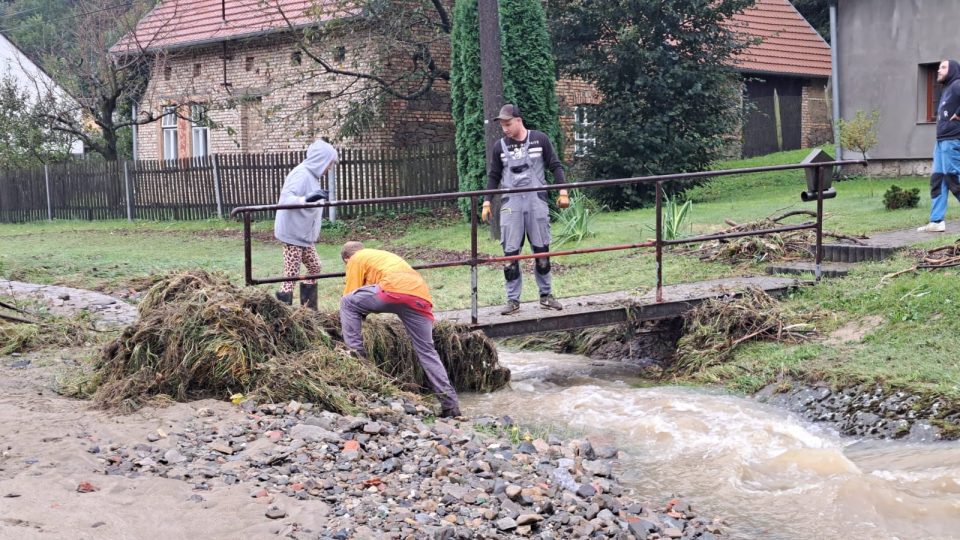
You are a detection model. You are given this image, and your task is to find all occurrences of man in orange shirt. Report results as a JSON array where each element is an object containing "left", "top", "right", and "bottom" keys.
[{"left": 339, "top": 241, "right": 461, "bottom": 418}]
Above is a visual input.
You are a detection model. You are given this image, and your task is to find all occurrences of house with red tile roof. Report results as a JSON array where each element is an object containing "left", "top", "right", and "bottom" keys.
[
  {"left": 726, "top": 0, "right": 833, "bottom": 156},
  {"left": 115, "top": 0, "right": 831, "bottom": 162},
  {"left": 112, "top": 0, "right": 453, "bottom": 160}
]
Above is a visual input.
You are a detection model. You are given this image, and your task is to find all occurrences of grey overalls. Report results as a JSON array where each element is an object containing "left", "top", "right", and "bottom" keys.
[{"left": 499, "top": 136, "right": 552, "bottom": 301}]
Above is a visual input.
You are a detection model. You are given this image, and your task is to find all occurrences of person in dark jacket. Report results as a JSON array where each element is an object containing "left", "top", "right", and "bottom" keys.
[
  {"left": 273, "top": 140, "right": 335, "bottom": 307},
  {"left": 919, "top": 59, "right": 960, "bottom": 232},
  {"left": 481, "top": 104, "right": 568, "bottom": 315}
]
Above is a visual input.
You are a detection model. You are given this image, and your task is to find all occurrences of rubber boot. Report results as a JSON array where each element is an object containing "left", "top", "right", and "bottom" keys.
[
  {"left": 275, "top": 290, "right": 293, "bottom": 305},
  {"left": 300, "top": 283, "right": 318, "bottom": 310}
]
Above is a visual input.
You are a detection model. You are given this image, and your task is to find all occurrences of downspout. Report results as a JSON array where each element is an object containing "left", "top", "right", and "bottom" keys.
[{"left": 830, "top": 0, "right": 842, "bottom": 160}]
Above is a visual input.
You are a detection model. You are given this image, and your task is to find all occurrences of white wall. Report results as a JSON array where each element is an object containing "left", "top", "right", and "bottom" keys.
[{"left": 0, "top": 32, "right": 84, "bottom": 155}]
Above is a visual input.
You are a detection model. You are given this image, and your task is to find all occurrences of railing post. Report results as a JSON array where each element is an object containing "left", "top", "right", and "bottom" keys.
[
  {"left": 44, "top": 163, "right": 52, "bottom": 221},
  {"left": 244, "top": 212, "right": 253, "bottom": 286},
  {"left": 470, "top": 195, "right": 479, "bottom": 325},
  {"left": 327, "top": 166, "right": 338, "bottom": 224},
  {"left": 212, "top": 154, "right": 224, "bottom": 219},
  {"left": 655, "top": 181, "right": 663, "bottom": 303},
  {"left": 123, "top": 161, "right": 133, "bottom": 222},
  {"left": 815, "top": 164, "right": 824, "bottom": 282}
]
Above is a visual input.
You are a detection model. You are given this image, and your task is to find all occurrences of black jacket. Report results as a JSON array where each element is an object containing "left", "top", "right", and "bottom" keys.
[{"left": 937, "top": 60, "right": 960, "bottom": 140}]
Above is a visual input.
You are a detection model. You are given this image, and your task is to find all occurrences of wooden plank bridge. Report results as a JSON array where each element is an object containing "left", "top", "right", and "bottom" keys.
[{"left": 437, "top": 276, "right": 801, "bottom": 338}]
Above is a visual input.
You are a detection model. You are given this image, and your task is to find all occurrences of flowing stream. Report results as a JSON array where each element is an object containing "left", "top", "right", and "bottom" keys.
[{"left": 462, "top": 350, "right": 960, "bottom": 540}]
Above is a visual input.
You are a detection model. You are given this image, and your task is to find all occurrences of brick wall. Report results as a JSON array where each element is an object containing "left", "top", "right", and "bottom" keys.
[
  {"left": 801, "top": 79, "right": 833, "bottom": 148},
  {"left": 137, "top": 30, "right": 455, "bottom": 160}
]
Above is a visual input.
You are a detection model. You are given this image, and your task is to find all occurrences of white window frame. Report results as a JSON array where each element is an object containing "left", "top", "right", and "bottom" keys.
[
  {"left": 190, "top": 104, "right": 209, "bottom": 157},
  {"left": 162, "top": 106, "right": 178, "bottom": 160},
  {"left": 574, "top": 105, "right": 596, "bottom": 157}
]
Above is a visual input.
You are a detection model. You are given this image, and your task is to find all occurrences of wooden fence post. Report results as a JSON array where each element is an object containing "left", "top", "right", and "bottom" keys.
[
  {"left": 327, "top": 166, "right": 337, "bottom": 224},
  {"left": 123, "top": 161, "right": 133, "bottom": 221},
  {"left": 212, "top": 154, "right": 224, "bottom": 219},
  {"left": 44, "top": 163, "right": 52, "bottom": 221}
]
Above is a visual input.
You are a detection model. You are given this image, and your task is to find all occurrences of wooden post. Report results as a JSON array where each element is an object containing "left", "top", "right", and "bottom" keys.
[
  {"left": 327, "top": 166, "right": 338, "bottom": 224},
  {"left": 478, "top": 0, "right": 505, "bottom": 241},
  {"left": 44, "top": 163, "right": 52, "bottom": 221},
  {"left": 124, "top": 161, "right": 133, "bottom": 221},
  {"left": 212, "top": 154, "right": 224, "bottom": 219}
]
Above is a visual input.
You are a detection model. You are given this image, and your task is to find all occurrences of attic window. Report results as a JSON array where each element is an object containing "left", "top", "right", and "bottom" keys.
[
  {"left": 193, "top": 63, "right": 201, "bottom": 77},
  {"left": 334, "top": 46, "right": 346, "bottom": 62},
  {"left": 245, "top": 56, "right": 254, "bottom": 72},
  {"left": 291, "top": 51, "right": 302, "bottom": 65},
  {"left": 163, "top": 65, "right": 172, "bottom": 81}
]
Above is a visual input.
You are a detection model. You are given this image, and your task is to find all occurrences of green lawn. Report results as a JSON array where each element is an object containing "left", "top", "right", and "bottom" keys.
[{"left": 3, "top": 148, "right": 960, "bottom": 400}]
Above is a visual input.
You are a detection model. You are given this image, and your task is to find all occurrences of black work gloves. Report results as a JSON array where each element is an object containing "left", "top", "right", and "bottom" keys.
[{"left": 305, "top": 189, "right": 329, "bottom": 202}]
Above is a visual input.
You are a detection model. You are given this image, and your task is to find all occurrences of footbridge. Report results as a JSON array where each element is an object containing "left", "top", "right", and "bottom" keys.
[{"left": 232, "top": 152, "right": 864, "bottom": 337}]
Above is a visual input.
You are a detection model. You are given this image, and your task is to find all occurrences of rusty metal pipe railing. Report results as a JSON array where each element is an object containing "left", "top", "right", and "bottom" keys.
[{"left": 231, "top": 159, "right": 865, "bottom": 322}]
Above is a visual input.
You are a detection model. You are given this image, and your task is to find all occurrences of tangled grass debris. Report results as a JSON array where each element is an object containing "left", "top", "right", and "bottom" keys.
[
  {"left": 81, "top": 270, "right": 508, "bottom": 413},
  {"left": 673, "top": 287, "right": 816, "bottom": 375},
  {"left": 696, "top": 212, "right": 866, "bottom": 264}
]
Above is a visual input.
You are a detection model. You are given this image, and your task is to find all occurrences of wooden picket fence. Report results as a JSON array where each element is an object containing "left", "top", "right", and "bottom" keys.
[{"left": 0, "top": 143, "right": 458, "bottom": 223}]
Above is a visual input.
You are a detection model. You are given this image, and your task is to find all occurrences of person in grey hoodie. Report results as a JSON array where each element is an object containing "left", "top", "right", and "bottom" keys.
[{"left": 273, "top": 140, "right": 337, "bottom": 308}]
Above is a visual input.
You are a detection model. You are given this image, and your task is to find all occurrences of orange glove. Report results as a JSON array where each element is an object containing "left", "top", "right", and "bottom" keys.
[
  {"left": 556, "top": 191, "right": 570, "bottom": 209},
  {"left": 481, "top": 201, "right": 492, "bottom": 222}
]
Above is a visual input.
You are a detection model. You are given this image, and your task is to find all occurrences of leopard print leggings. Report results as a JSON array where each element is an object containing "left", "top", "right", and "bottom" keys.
[{"left": 279, "top": 243, "right": 322, "bottom": 293}]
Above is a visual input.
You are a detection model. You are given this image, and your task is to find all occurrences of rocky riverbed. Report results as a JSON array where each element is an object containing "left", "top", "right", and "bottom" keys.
[
  {"left": 0, "top": 346, "right": 723, "bottom": 539},
  {"left": 85, "top": 398, "right": 725, "bottom": 539}
]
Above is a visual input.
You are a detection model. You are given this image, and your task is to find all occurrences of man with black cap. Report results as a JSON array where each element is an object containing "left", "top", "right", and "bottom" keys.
[
  {"left": 919, "top": 59, "right": 960, "bottom": 232},
  {"left": 482, "top": 103, "right": 568, "bottom": 315}
]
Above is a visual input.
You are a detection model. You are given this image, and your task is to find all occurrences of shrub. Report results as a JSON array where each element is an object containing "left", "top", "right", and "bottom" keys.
[
  {"left": 551, "top": 191, "right": 599, "bottom": 246},
  {"left": 883, "top": 185, "right": 920, "bottom": 210}
]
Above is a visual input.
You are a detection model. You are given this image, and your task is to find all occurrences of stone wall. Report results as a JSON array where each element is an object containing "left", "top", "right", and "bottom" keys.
[{"left": 801, "top": 80, "right": 833, "bottom": 148}]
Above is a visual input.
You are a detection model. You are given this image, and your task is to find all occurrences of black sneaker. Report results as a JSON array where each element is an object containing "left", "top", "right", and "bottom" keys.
[
  {"left": 500, "top": 299, "right": 521, "bottom": 315},
  {"left": 539, "top": 294, "right": 562, "bottom": 310},
  {"left": 275, "top": 290, "right": 293, "bottom": 305}
]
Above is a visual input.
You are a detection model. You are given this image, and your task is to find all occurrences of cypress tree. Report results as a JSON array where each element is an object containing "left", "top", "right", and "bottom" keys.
[{"left": 451, "top": 0, "right": 563, "bottom": 215}]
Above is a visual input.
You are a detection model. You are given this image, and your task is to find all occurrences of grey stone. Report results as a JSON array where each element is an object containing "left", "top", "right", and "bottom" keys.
[{"left": 495, "top": 517, "right": 517, "bottom": 531}]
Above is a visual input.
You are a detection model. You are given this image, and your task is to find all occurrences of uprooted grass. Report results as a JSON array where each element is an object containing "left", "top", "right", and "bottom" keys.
[
  {"left": 0, "top": 301, "right": 96, "bottom": 355},
  {"left": 696, "top": 213, "right": 867, "bottom": 264},
  {"left": 82, "top": 270, "right": 507, "bottom": 413},
  {"left": 672, "top": 288, "right": 817, "bottom": 375}
]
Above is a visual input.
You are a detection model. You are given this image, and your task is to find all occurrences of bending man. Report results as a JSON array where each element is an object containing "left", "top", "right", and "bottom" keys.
[
  {"left": 339, "top": 241, "right": 461, "bottom": 418},
  {"left": 481, "top": 103, "right": 568, "bottom": 315}
]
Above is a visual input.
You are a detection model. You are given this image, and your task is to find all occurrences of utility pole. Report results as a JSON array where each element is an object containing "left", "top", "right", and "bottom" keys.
[{"left": 478, "top": 0, "right": 504, "bottom": 240}]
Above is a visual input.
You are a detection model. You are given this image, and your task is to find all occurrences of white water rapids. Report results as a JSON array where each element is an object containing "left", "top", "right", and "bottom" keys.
[{"left": 461, "top": 350, "right": 960, "bottom": 540}]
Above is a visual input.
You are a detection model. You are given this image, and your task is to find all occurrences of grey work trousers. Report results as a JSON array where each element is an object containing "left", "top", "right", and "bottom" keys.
[
  {"left": 500, "top": 194, "right": 552, "bottom": 301},
  {"left": 339, "top": 285, "right": 459, "bottom": 410}
]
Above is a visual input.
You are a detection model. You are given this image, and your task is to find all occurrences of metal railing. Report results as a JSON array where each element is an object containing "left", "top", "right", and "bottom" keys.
[{"left": 231, "top": 159, "right": 865, "bottom": 325}]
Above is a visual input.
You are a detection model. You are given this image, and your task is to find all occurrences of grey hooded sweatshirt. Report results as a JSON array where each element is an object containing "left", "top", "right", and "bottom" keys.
[{"left": 274, "top": 140, "right": 338, "bottom": 247}]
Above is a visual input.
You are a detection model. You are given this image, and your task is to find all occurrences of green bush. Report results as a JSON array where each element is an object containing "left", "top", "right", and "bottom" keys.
[{"left": 883, "top": 185, "right": 920, "bottom": 210}]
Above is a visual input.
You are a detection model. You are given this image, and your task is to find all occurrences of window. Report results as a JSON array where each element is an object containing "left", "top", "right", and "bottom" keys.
[
  {"left": 193, "top": 63, "right": 201, "bottom": 77},
  {"left": 190, "top": 104, "right": 209, "bottom": 157},
  {"left": 245, "top": 56, "right": 254, "bottom": 72},
  {"left": 291, "top": 51, "right": 302, "bottom": 65},
  {"left": 920, "top": 63, "right": 944, "bottom": 123},
  {"left": 163, "top": 65, "right": 172, "bottom": 80},
  {"left": 162, "top": 106, "right": 178, "bottom": 160},
  {"left": 574, "top": 105, "right": 596, "bottom": 157}
]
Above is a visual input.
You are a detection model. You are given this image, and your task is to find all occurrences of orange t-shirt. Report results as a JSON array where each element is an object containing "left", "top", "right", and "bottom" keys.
[{"left": 343, "top": 249, "right": 433, "bottom": 304}]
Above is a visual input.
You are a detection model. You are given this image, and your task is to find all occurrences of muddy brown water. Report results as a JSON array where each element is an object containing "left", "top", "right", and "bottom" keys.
[{"left": 462, "top": 350, "right": 960, "bottom": 540}]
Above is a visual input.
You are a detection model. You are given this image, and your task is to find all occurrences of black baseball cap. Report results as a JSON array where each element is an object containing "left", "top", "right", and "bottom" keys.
[{"left": 492, "top": 104, "right": 521, "bottom": 121}]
